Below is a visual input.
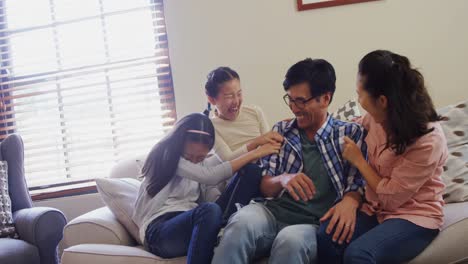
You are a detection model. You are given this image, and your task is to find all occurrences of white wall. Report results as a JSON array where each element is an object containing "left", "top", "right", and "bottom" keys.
[
  {"left": 164, "top": 0, "right": 468, "bottom": 125},
  {"left": 36, "top": 0, "right": 468, "bottom": 230}
]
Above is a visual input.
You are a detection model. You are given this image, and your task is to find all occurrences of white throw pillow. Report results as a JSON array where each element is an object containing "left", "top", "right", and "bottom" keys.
[{"left": 95, "top": 178, "right": 142, "bottom": 244}]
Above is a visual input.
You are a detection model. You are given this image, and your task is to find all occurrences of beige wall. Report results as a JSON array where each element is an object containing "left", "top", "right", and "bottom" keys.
[
  {"left": 35, "top": 0, "right": 467, "bottom": 239},
  {"left": 164, "top": 0, "right": 468, "bottom": 124}
]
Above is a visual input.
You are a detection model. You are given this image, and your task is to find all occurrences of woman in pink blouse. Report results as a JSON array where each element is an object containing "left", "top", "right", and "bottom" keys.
[{"left": 317, "top": 50, "right": 448, "bottom": 264}]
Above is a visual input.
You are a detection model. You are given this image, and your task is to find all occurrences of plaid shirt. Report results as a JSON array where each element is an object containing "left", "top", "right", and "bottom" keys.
[{"left": 261, "top": 114, "right": 367, "bottom": 200}]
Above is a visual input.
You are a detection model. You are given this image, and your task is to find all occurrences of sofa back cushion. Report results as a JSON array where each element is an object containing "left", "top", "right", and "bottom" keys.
[
  {"left": 438, "top": 100, "right": 468, "bottom": 203},
  {"left": 109, "top": 155, "right": 146, "bottom": 180},
  {"left": 0, "top": 161, "right": 17, "bottom": 238},
  {"left": 96, "top": 178, "right": 142, "bottom": 244}
]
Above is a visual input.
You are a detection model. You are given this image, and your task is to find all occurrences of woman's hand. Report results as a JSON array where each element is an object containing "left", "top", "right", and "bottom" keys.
[
  {"left": 248, "top": 131, "right": 283, "bottom": 151},
  {"left": 261, "top": 131, "right": 284, "bottom": 145},
  {"left": 320, "top": 194, "right": 360, "bottom": 244},
  {"left": 254, "top": 142, "right": 281, "bottom": 159},
  {"left": 342, "top": 136, "right": 365, "bottom": 168}
]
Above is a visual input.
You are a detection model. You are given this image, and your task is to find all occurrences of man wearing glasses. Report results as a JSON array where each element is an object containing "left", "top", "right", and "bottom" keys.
[{"left": 212, "top": 58, "right": 367, "bottom": 264}]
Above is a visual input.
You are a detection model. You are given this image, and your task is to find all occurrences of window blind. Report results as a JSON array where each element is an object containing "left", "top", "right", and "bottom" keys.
[{"left": 0, "top": 0, "right": 176, "bottom": 188}]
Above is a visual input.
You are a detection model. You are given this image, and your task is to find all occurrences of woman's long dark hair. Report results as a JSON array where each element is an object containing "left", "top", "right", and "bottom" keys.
[
  {"left": 203, "top": 67, "right": 240, "bottom": 116},
  {"left": 359, "top": 50, "right": 441, "bottom": 155},
  {"left": 142, "top": 113, "right": 215, "bottom": 197}
]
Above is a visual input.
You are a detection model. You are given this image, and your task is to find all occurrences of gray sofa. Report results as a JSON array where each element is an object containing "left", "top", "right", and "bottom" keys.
[{"left": 0, "top": 135, "right": 67, "bottom": 264}]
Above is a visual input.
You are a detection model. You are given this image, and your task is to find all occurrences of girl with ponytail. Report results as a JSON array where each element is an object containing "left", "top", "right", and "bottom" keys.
[
  {"left": 133, "top": 113, "right": 280, "bottom": 264},
  {"left": 318, "top": 50, "right": 448, "bottom": 264}
]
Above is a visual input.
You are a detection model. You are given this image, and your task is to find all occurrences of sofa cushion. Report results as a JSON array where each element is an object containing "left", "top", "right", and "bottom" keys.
[
  {"left": 0, "top": 161, "right": 17, "bottom": 238},
  {"left": 96, "top": 178, "right": 142, "bottom": 244},
  {"left": 0, "top": 237, "right": 39, "bottom": 264},
  {"left": 109, "top": 155, "right": 146, "bottom": 180},
  {"left": 62, "top": 244, "right": 186, "bottom": 264},
  {"left": 408, "top": 202, "right": 468, "bottom": 264},
  {"left": 64, "top": 207, "right": 135, "bottom": 248},
  {"left": 438, "top": 100, "right": 468, "bottom": 203}
]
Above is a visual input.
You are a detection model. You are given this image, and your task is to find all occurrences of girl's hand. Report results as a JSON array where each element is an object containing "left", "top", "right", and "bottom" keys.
[
  {"left": 255, "top": 142, "right": 281, "bottom": 159},
  {"left": 342, "top": 136, "right": 365, "bottom": 167}
]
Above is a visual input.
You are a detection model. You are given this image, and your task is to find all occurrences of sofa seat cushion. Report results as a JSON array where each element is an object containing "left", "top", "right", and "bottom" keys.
[
  {"left": 64, "top": 207, "right": 135, "bottom": 248},
  {"left": 408, "top": 202, "right": 468, "bottom": 264},
  {"left": 0, "top": 238, "right": 40, "bottom": 264},
  {"left": 442, "top": 202, "right": 468, "bottom": 229},
  {"left": 62, "top": 244, "right": 186, "bottom": 264}
]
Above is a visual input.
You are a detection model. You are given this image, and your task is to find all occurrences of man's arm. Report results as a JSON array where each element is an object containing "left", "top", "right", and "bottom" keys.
[
  {"left": 261, "top": 173, "right": 315, "bottom": 201},
  {"left": 260, "top": 174, "right": 283, "bottom": 197}
]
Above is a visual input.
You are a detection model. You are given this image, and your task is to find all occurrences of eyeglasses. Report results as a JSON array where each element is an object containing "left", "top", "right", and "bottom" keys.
[{"left": 283, "top": 94, "right": 316, "bottom": 109}]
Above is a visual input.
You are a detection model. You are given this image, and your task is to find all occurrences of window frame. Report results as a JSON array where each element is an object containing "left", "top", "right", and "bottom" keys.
[{"left": 0, "top": 0, "right": 176, "bottom": 198}]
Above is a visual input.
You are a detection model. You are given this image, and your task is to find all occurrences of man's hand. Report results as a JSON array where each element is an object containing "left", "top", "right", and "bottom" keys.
[
  {"left": 280, "top": 173, "right": 316, "bottom": 201},
  {"left": 320, "top": 194, "right": 360, "bottom": 244}
]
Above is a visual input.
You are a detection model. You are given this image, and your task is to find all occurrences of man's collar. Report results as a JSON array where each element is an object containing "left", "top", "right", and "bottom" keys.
[
  {"left": 283, "top": 114, "right": 334, "bottom": 140},
  {"left": 315, "top": 114, "right": 334, "bottom": 140}
]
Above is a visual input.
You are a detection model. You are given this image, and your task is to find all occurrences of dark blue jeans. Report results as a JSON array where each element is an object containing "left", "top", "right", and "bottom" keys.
[
  {"left": 317, "top": 211, "right": 439, "bottom": 264},
  {"left": 216, "top": 163, "right": 262, "bottom": 222},
  {"left": 145, "top": 163, "right": 262, "bottom": 264}
]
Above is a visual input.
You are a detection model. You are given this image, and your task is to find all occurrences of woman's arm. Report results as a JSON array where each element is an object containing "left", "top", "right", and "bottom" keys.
[
  {"left": 342, "top": 124, "right": 367, "bottom": 195},
  {"left": 363, "top": 142, "right": 444, "bottom": 211},
  {"left": 214, "top": 106, "right": 281, "bottom": 160},
  {"left": 177, "top": 158, "right": 233, "bottom": 185},
  {"left": 213, "top": 131, "right": 249, "bottom": 161},
  {"left": 344, "top": 133, "right": 447, "bottom": 211}
]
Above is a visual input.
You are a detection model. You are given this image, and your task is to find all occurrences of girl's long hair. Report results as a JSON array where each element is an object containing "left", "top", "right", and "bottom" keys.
[
  {"left": 359, "top": 50, "right": 441, "bottom": 155},
  {"left": 142, "top": 113, "right": 215, "bottom": 197}
]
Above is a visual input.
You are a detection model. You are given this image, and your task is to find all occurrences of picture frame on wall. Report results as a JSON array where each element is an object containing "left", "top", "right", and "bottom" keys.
[{"left": 297, "top": 0, "right": 380, "bottom": 11}]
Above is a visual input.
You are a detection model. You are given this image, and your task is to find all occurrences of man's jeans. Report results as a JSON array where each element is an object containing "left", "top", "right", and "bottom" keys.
[
  {"left": 145, "top": 163, "right": 263, "bottom": 264},
  {"left": 317, "top": 211, "right": 439, "bottom": 264},
  {"left": 212, "top": 203, "right": 319, "bottom": 264}
]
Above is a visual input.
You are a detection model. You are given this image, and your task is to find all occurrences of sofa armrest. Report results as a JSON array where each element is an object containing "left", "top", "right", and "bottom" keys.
[
  {"left": 13, "top": 207, "right": 67, "bottom": 264},
  {"left": 63, "top": 206, "right": 136, "bottom": 249}
]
